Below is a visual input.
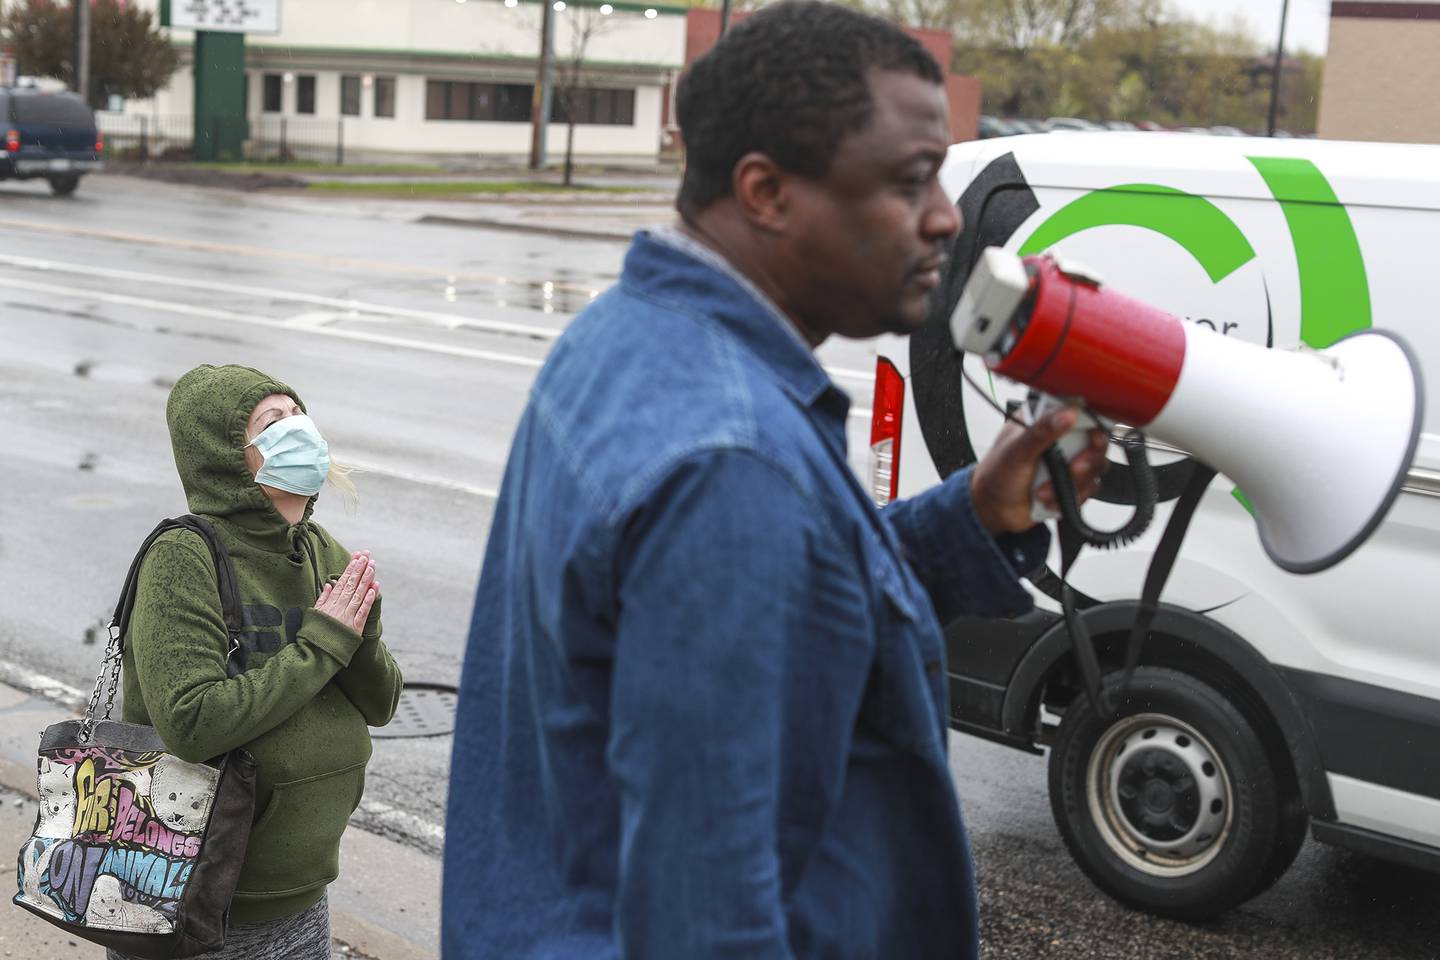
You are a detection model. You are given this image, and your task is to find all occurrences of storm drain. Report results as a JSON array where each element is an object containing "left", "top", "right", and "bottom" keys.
[{"left": 372, "top": 682, "right": 459, "bottom": 738}]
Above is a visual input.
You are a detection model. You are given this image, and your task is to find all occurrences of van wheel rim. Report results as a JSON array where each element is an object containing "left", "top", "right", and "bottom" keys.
[{"left": 1085, "top": 712, "right": 1233, "bottom": 877}]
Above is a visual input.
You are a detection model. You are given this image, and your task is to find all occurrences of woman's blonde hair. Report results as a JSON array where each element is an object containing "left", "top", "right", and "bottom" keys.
[{"left": 328, "top": 460, "right": 360, "bottom": 511}]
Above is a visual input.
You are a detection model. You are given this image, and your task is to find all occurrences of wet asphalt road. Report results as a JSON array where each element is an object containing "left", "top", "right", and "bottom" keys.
[{"left": 1, "top": 174, "right": 1437, "bottom": 959}]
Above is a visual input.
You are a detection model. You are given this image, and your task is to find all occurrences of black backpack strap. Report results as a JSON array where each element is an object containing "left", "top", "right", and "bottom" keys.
[{"left": 110, "top": 515, "right": 244, "bottom": 653}]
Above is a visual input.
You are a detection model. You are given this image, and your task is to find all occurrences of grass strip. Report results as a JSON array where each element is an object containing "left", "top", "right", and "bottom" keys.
[
  {"left": 192, "top": 161, "right": 446, "bottom": 175},
  {"left": 304, "top": 180, "right": 650, "bottom": 195}
]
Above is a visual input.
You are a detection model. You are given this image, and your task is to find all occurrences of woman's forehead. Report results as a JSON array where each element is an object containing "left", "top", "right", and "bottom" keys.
[{"left": 249, "top": 393, "right": 299, "bottom": 422}]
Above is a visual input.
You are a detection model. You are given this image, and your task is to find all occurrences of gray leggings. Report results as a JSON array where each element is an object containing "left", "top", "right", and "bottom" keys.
[{"left": 105, "top": 893, "right": 331, "bottom": 960}]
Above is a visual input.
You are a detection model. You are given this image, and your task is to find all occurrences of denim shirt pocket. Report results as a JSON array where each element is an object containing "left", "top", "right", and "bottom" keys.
[{"left": 861, "top": 532, "right": 948, "bottom": 756}]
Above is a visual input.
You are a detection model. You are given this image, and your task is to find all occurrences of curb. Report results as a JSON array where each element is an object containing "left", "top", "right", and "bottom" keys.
[
  {"left": 417, "top": 214, "right": 633, "bottom": 243},
  {"left": 0, "top": 680, "right": 440, "bottom": 959}
]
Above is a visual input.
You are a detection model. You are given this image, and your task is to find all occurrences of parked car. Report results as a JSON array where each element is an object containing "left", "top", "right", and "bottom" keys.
[
  {"left": 1209, "top": 125, "right": 1247, "bottom": 136},
  {"left": 0, "top": 83, "right": 104, "bottom": 196},
  {"left": 872, "top": 132, "right": 1440, "bottom": 920},
  {"left": 1046, "top": 116, "right": 1104, "bottom": 132},
  {"left": 1103, "top": 120, "right": 1139, "bottom": 132},
  {"left": 978, "top": 115, "right": 1019, "bottom": 139},
  {"left": 1007, "top": 118, "right": 1046, "bottom": 135}
]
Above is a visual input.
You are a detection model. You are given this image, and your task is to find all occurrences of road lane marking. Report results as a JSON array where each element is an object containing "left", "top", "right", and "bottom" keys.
[
  {"left": 0, "top": 276, "right": 548, "bottom": 369},
  {"left": 355, "top": 798, "right": 446, "bottom": 846},
  {"left": 0, "top": 253, "right": 564, "bottom": 343},
  {"left": 0, "top": 661, "right": 88, "bottom": 709},
  {"left": 2, "top": 281, "right": 878, "bottom": 423},
  {"left": 0, "top": 215, "right": 606, "bottom": 296},
  {"left": 346, "top": 459, "right": 500, "bottom": 500},
  {"left": 0, "top": 252, "right": 877, "bottom": 386}
]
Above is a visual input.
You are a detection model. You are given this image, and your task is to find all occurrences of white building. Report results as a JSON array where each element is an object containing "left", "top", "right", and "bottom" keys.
[{"left": 122, "top": 0, "right": 687, "bottom": 164}]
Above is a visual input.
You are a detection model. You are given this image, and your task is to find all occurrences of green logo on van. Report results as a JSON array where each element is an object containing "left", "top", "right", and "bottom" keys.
[
  {"left": 1016, "top": 157, "right": 1371, "bottom": 349},
  {"left": 1019, "top": 184, "right": 1255, "bottom": 284}
]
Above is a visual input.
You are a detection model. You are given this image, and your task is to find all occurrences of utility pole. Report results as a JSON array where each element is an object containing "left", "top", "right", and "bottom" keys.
[
  {"left": 72, "top": 0, "right": 91, "bottom": 105},
  {"left": 1266, "top": 0, "right": 1290, "bottom": 137},
  {"left": 529, "top": 0, "right": 556, "bottom": 170},
  {"left": 720, "top": 0, "right": 733, "bottom": 34}
]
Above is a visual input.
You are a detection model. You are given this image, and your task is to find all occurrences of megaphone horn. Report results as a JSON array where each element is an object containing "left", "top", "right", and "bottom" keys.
[{"left": 951, "top": 248, "right": 1424, "bottom": 574}]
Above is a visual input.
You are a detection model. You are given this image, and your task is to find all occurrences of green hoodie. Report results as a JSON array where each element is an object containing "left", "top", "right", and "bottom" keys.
[{"left": 121, "top": 364, "right": 403, "bottom": 924}]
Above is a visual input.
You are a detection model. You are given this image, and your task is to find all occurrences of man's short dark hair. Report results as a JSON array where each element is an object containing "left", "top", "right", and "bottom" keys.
[{"left": 675, "top": 1, "right": 944, "bottom": 217}]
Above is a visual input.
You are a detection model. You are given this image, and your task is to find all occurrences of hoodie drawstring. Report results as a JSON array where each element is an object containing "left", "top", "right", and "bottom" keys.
[{"left": 291, "top": 523, "right": 326, "bottom": 598}]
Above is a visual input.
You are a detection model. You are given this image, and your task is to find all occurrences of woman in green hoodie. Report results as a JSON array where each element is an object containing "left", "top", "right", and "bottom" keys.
[{"left": 107, "top": 364, "right": 404, "bottom": 959}]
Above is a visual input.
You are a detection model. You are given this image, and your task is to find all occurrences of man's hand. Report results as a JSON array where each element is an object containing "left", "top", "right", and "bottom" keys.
[{"left": 970, "top": 409, "right": 1111, "bottom": 536}]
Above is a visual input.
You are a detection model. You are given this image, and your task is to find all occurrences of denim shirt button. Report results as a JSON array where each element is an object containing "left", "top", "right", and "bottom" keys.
[{"left": 924, "top": 660, "right": 942, "bottom": 677}]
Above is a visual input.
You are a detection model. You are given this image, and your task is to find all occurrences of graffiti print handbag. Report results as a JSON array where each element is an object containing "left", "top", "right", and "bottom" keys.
[{"left": 13, "top": 516, "right": 258, "bottom": 959}]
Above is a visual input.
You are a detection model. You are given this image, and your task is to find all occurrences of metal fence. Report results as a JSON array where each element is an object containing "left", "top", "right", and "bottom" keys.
[{"left": 97, "top": 114, "right": 348, "bottom": 164}]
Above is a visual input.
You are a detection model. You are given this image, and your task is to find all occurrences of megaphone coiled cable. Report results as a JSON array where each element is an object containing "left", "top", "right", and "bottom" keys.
[
  {"left": 958, "top": 365, "right": 1158, "bottom": 548},
  {"left": 1043, "top": 429, "right": 1156, "bottom": 549}
]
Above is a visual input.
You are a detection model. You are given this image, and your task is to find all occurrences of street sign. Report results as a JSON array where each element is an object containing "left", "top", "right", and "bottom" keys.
[{"left": 167, "top": 0, "right": 281, "bottom": 35}]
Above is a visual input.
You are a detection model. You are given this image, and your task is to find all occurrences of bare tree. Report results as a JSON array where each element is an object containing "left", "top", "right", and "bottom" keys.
[
  {"left": 963, "top": 0, "right": 1130, "bottom": 52},
  {"left": 554, "top": 7, "right": 612, "bottom": 187},
  {"left": 866, "top": 0, "right": 974, "bottom": 31},
  {"left": 835, "top": 0, "right": 971, "bottom": 32}
]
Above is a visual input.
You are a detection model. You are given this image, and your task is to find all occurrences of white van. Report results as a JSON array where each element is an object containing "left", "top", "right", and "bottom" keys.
[{"left": 872, "top": 133, "right": 1440, "bottom": 919}]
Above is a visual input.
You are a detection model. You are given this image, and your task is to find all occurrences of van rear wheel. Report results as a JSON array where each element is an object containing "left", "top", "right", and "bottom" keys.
[
  {"left": 48, "top": 175, "right": 80, "bottom": 197},
  {"left": 1047, "top": 666, "right": 1303, "bottom": 921}
]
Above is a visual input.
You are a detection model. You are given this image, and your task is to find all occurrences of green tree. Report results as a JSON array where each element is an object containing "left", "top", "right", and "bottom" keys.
[{"left": 0, "top": 0, "right": 179, "bottom": 108}]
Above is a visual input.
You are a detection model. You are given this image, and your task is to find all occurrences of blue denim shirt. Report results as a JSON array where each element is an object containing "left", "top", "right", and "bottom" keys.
[{"left": 442, "top": 230, "right": 1049, "bottom": 960}]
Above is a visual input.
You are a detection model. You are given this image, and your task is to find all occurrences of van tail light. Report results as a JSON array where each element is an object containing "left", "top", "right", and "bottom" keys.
[
  {"left": 4, "top": 129, "right": 18, "bottom": 153},
  {"left": 868, "top": 356, "right": 904, "bottom": 506},
  {"left": 95, "top": 136, "right": 104, "bottom": 154}
]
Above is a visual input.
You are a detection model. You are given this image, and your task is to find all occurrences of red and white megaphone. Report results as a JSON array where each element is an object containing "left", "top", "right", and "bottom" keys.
[{"left": 951, "top": 247, "right": 1424, "bottom": 573}]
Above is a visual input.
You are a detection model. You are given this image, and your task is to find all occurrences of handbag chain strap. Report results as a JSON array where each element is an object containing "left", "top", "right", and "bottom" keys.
[
  {"left": 78, "top": 622, "right": 124, "bottom": 743},
  {"left": 76, "top": 515, "right": 244, "bottom": 745}
]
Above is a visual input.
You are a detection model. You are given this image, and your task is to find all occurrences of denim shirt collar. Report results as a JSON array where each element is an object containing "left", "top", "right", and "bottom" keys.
[{"left": 626, "top": 228, "right": 849, "bottom": 419}]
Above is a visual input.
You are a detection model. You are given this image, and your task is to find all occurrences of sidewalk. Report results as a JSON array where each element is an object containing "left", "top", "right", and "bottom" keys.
[{"left": 0, "top": 682, "right": 440, "bottom": 960}]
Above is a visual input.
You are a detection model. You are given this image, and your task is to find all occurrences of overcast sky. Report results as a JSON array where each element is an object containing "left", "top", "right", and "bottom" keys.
[{"left": 1169, "top": 0, "right": 1333, "bottom": 53}]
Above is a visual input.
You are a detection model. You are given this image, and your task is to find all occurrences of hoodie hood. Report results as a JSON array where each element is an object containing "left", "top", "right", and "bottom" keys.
[{"left": 166, "top": 364, "right": 315, "bottom": 538}]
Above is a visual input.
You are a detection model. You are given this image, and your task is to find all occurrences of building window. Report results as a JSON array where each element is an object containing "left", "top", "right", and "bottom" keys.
[
  {"left": 341, "top": 75, "right": 361, "bottom": 116},
  {"left": 263, "top": 73, "right": 283, "bottom": 113},
  {"left": 374, "top": 76, "right": 396, "bottom": 118},
  {"left": 425, "top": 80, "right": 533, "bottom": 122},
  {"left": 296, "top": 74, "right": 317, "bottom": 115},
  {"left": 552, "top": 87, "right": 636, "bottom": 126}
]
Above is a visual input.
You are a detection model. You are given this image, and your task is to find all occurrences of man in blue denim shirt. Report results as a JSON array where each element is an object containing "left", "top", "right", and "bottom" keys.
[{"left": 443, "top": 3, "right": 1109, "bottom": 957}]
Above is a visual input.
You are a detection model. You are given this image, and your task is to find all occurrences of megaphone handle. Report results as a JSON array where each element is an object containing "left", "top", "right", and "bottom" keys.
[{"left": 1023, "top": 393, "right": 1096, "bottom": 523}]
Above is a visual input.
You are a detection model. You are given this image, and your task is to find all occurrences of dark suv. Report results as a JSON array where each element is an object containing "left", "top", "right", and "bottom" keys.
[{"left": 0, "top": 85, "right": 104, "bottom": 196}]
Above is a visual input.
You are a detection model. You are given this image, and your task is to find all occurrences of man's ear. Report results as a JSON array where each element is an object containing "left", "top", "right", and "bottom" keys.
[{"left": 731, "top": 151, "right": 792, "bottom": 233}]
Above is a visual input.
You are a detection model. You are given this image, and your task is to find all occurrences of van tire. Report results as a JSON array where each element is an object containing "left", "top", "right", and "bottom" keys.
[
  {"left": 1047, "top": 666, "right": 1298, "bottom": 921},
  {"left": 48, "top": 175, "right": 80, "bottom": 197}
]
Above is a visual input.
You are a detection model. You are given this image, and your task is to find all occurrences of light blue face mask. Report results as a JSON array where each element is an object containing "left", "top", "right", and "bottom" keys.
[{"left": 247, "top": 414, "right": 331, "bottom": 497}]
